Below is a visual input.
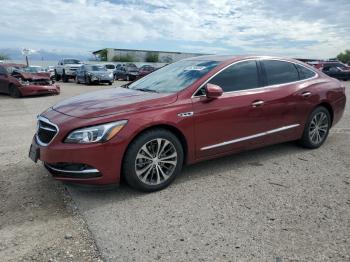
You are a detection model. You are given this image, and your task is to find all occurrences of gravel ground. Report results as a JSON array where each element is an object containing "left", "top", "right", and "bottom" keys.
[
  {"left": 67, "top": 82, "right": 350, "bottom": 261},
  {"left": 0, "top": 80, "right": 349, "bottom": 262},
  {"left": 0, "top": 81, "right": 122, "bottom": 261}
]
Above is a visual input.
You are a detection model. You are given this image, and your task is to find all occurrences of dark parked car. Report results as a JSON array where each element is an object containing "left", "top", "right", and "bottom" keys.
[
  {"left": 115, "top": 63, "right": 139, "bottom": 81},
  {"left": 29, "top": 55, "right": 346, "bottom": 192},
  {"left": 322, "top": 64, "right": 350, "bottom": 80},
  {"left": 75, "top": 64, "right": 114, "bottom": 85},
  {"left": 0, "top": 63, "right": 60, "bottom": 97},
  {"left": 138, "top": 65, "right": 156, "bottom": 78}
]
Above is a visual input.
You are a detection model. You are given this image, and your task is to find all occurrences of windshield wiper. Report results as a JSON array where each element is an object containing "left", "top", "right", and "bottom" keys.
[{"left": 134, "top": 88, "right": 158, "bottom": 93}]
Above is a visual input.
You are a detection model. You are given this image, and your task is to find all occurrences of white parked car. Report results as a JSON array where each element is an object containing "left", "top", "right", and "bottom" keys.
[{"left": 104, "top": 63, "right": 117, "bottom": 79}]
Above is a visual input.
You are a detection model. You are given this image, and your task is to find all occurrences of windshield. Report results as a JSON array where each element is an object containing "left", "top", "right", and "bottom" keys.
[
  {"left": 126, "top": 64, "right": 138, "bottom": 72},
  {"left": 86, "top": 65, "right": 106, "bottom": 71},
  {"left": 105, "top": 64, "right": 115, "bottom": 69},
  {"left": 64, "top": 59, "right": 81, "bottom": 64},
  {"left": 128, "top": 59, "right": 219, "bottom": 93},
  {"left": 141, "top": 66, "right": 154, "bottom": 71}
]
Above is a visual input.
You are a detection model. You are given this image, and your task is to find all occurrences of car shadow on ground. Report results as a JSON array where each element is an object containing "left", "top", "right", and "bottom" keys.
[{"left": 65, "top": 141, "right": 310, "bottom": 206}]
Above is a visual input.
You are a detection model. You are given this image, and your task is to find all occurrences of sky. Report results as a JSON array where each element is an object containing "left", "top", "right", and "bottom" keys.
[{"left": 0, "top": 0, "right": 349, "bottom": 59}]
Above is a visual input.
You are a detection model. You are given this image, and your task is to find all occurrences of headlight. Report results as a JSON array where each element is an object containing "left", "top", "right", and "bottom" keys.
[
  {"left": 109, "top": 73, "right": 113, "bottom": 78},
  {"left": 19, "top": 79, "right": 30, "bottom": 86},
  {"left": 65, "top": 120, "right": 127, "bottom": 144}
]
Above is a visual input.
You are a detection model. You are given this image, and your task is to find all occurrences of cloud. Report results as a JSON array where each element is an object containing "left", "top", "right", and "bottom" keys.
[{"left": 0, "top": 0, "right": 349, "bottom": 58}]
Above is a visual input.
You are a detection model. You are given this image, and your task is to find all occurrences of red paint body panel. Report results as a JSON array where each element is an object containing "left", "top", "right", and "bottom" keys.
[
  {"left": 0, "top": 63, "right": 60, "bottom": 97},
  {"left": 32, "top": 56, "right": 346, "bottom": 185}
]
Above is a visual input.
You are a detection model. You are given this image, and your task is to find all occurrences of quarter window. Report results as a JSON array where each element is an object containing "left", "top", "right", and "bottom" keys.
[
  {"left": 262, "top": 60, "right": 299, "bottom": 85},
  {"left": 208, "top": 60, "right": 259, "bottom": 92},
  {"left": 295, "top": 64, "right": 316, "bottom": 80}
]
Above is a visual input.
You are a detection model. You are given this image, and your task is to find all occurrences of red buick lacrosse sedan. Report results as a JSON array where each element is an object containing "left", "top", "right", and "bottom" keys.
[{"left": 29, "top": 55, "right": 346, "bottom": 191}]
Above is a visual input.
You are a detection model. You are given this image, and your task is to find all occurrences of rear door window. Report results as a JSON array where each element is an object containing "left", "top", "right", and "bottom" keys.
[{"left": 262, "top": 60, "right": 299, "bottom": 85}]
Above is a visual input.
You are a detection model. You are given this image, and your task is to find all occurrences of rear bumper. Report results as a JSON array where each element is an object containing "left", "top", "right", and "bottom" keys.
[
  {"left": 20, "top": 84, "right": 60, "bottom": 96},
  {"left": 332, "top": 94, "right": 346, "bottom": 126},
  {"left": 90, "top": 76, "right": 113, "bottom": 83}
]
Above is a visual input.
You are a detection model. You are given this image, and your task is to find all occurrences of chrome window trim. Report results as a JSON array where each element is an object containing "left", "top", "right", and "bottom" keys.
[
  {"left": 45, "top": 163, "right": 99, "bottom": 174},
  {"left": 200, "top": 124, "right": 300, "bottom": 151},
  {"left": 192, "top": 58, "right": 318, "bottom": 98},
  {"left": 36, "top": 116, "right": 59, "bottom": 147}
]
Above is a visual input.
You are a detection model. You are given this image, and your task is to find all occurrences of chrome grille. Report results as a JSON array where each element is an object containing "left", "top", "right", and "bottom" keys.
[{"left": 36, "top": 117, "right": 58, "bottom": 146}]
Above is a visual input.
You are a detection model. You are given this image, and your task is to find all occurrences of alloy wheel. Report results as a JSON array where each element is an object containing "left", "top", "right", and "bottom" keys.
[
  {"left": 309, "top": 111, "right": 329, "bottom": 145},
  {"left": 135, "top": 138, "right": 177, "bottom": 185}
]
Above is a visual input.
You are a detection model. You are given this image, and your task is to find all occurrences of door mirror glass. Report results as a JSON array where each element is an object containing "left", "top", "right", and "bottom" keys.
[{"left": 205, "top": 83, "right": 223, "bottom": 98}]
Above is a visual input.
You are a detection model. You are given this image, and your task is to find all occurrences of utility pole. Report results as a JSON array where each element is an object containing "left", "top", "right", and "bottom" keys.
[{"left": 22, "top": 48, "right": 32, "bottom": 66}]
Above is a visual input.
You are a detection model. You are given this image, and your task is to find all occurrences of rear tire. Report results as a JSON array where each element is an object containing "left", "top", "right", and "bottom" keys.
[
  {"left": 299, "top": 106, "right": 331, "bottom": 149},
  {"left": 122, "top": 129, "right": 184, "bottom": 192},
  {"left": 9, "top": 85, "right": 21, "bottom": 98}
]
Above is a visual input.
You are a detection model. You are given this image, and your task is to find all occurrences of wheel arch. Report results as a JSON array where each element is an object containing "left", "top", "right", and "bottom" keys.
[
  {"left": 317, "top": 101, "right": 334, "bottom": 126},
  {"left": 122, "top": 123, "right": 189, "bottom": 170}
]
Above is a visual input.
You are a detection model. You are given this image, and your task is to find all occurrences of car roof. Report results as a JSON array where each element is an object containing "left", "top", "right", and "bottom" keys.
[{"left": 183, "top": 55, "right": 302, "bottom": 64}]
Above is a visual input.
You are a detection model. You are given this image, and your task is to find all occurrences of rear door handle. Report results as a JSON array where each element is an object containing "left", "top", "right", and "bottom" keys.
[
  {"left": 301, "top": 91, "right": 311, "bottom": 97},
  {"left": 251, "top": 100, "right": 264, "bottom": 107}
]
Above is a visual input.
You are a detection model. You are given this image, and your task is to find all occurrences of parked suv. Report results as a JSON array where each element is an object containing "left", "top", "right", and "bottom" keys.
[
  {"left": 115, "top": 63, "right": 139, "bottom": 81},
  {"left": 55, "top": 58, "right": 83, "bottom": 82}
]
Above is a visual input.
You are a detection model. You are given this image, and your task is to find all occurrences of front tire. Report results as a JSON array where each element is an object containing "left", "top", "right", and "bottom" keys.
[
  {"left": 55, "top": 70, "right": 61, "bottom": 81},
  {"left": 123, "top": 129, "right": 184, "bottom": 192},
  {"left": 299, "top": 106, "right": 331, "bottom": 149},
  {"left": 62, "top": 70, "right": 68, "bottom": 82},
  {"left": 9, "top": 84, "right": 21, "bottom": 98}
]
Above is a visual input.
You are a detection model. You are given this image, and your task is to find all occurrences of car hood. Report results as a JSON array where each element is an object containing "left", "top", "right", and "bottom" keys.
[
  {"left": 65, "top": 64, "right": 82, "bottom": 68},
  {"left": 52, "top": 88, "right": 178, "bottom": 119},
  {"left": 17, "top": 72, "right": 50, "bottom": 80}
]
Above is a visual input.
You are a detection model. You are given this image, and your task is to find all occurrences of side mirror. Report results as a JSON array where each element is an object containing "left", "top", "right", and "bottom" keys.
[{"left": 205, "top": 83, "right": 223, "bottom": 99}]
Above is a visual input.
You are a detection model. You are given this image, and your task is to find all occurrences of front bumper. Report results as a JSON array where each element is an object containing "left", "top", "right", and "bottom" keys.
[
  {"left": 30, "top": 135, "right": 125, "bottom": 185},
  {"left": 20, "top": 84, "right": 60, "bottom": 96}
]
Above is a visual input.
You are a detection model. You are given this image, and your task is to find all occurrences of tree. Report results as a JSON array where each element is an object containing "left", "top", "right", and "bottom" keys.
[
  {"left": 0, "top": 53, "right": 10, "bottom": 60},
  {"left": 112, "top": 54, "right": 134, "bottom": 62},
  {"left": 98, "top": 49, "right": 108, "bottom": 61},
  {"left": 145, "top": 52, "right": 159, "bottom": 62},
  {"left": 336, "top": 50, "right": 350, "bottom": 64}
]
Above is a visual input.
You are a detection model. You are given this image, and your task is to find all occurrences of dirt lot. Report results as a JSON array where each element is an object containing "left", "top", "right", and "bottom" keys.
[
  {"left": 0, "top": 81, "right": 349, "bottom": 261},
  {"left": 0, "top": 81, "right": 118, "bottom": 261}
]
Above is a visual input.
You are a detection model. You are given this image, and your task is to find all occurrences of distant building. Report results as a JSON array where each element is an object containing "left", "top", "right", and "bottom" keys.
[{"left": 92, "top": 48, "right": 207, "bottom": 63}]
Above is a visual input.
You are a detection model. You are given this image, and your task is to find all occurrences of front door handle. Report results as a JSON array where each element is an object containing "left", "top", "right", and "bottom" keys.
[
  {"left": 301, "top": 91, "right": 311, "bottom": 97},
  {"left": 252, "top": 100, "right": 264, "bottom": 108}
]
